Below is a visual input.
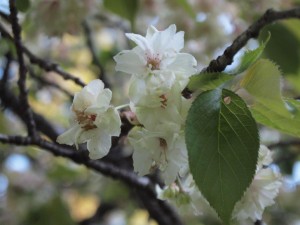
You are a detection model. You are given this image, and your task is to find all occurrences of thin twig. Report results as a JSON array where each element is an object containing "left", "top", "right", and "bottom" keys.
[
  {"left": 268, "top": 140, "right": 300, "bottom": 149},
  {"left": 0, "top": 134, "right": 154, "bottom": 195},
  {"left": 9, "top": 0, "right": 38, "bottom": 139},
  {"left": 0, "top": 85, "right": 60, "bottom": 141},
  {"left": 0, "top": 22, "right": 86, "bottom": 87},
  {"left": 28, "top": 67, "right": 73, "bottom": 99},
  {"left": 0, "top": 83, "right": 181, "bottom": 225},
  {"left": 82, "top": 20, "right": 110, "bottom": 88},
  {"left": 0, "top": 133, "right": 183, "bottom": 225},
  {"left": 203, "top": 7, "right": 300, "bottom": 73},
  {"left": 1, "top": 52, "right": 12, "bottom": 86},
  {"left": 0, "top": 11, "right": 10, "bottom": 23},
  {"left": 254, "top": 220, "right": 263, "bottom": 225}
]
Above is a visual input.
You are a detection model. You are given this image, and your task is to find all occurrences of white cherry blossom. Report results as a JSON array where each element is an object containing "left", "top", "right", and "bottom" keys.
[
  {"left": 57, "top": 80, "right": 121, "bottom": 160},
  {"left": 129, "top": 80, "right": 191, "bottom": 130},
  {"left": 128, "top": 123, "right": 188, "bottom": 185},
  {"left": 156, "top": 174, "right": 210, "bottom": 216},
  {"left": 114, "top": 24, "right": 197, "bottom": 88},
  {"left": 232, "top": 145, "right": 282, "bottom": 223}
]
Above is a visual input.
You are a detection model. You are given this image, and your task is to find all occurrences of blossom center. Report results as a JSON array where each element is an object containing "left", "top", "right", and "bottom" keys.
[
  {"left": 145, "top": 53, "right": 161, "bottom": 70},
  {"left": 73, "top": 109, "right": 97, "bottom": 131}
]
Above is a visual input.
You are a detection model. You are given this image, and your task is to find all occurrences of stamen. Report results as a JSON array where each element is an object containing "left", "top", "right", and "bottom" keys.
[
  {"left": 146, "top": 53, "right": 161, "bottom": 70},
  {"left": 73, "top": 108, "right": 98, "bottom": 131},
  {"left": 159, "top": 138, "right": 167, "bottom": 149}
]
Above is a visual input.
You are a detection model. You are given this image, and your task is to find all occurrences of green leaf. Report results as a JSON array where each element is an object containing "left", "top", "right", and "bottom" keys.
[
  {"left": 240, "top": 59, "right": 282, "bottom": 100},
  {"left": 239, "top": 59, "right": 300, "bottom": 137},
  {"left": 259, "top": 22, "right": 300, "bottom": 75},
  {"left": 103, "top": 0, "right": 138, "bottom": 29},
  {"left": 185, "top": 88, "right": 259, "bottom": 224},
  {"left": 175, "top": 0, "right": 196, "bottom": 18},
  {"left": 232, "top": 32, "right": 270, "bottom": 74},
  {"left": 16, "top": 0, "right": 30, "bottom": 12},
  {"left": 251, "top": 99, "right": 300, "bottom": 137},
  {"left": 188, "top": 72, "right": 233, "bottom": 92}
]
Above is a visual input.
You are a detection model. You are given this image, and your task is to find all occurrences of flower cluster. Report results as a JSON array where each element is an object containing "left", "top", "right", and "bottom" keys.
[
  {"left": 57, "top": 24, "right": 282, "bottom": 224},
  {"left": 57, "top": 79, "right": 121, "bottom": 159},
  {"left": 114, "top": 24, "right": 197, "bottom": 185},
  {"left": 115, "top": 24, "right": 282, "bottom": 223}
]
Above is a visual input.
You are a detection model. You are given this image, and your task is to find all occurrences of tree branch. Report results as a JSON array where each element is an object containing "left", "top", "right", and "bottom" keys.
[
  {"left": 28, "top": 67, "right": 73, "bottom": 99},
  {"left": 0, "top": 84, "right": 60, "bottom": 141},
  {"left": 268, "top": 140, "right": 300, "bottom": 149},
  {"left": 0, "top": 133, "right": 183, "bottom": 225},
  {"left": 82, "top": 20, "right": 110, "bottom": 88},
  {"left": 203, "top": 7, "right": 300, "bottom": 73},
  {"left": 0, "top": 83, "right": 182, "bottom": 225},
  {"left": 9, "top": 0, "right": 38, "bottom": 139},
  {"left": 1, "top": 52, "right": 12, "bottom": 86},
  {"left": 0, "top": 23, "right": 86, "bottom": 87}
]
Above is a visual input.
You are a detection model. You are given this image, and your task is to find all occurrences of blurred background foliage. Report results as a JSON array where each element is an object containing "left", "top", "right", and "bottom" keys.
[{"left": 1, "top": 0, "right": 300, "bottom": 224}]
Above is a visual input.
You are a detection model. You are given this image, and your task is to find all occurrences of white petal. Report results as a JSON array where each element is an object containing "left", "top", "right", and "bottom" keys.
[
  {"left": 86, "top": 79, "right": 104, "bottom": 96},
  {"left": 169, "top": 31, "right": 184, "bottom": 52},
  {"left": 73, "top": 80, "right": 104, "bottom": 111},
  {"left": 125, "top": 33, "right": 151, "bottom": 51},
  {"left": 57, "top": 125, "right": 81, "bottom": 146},
  {"left": 146, "top": 25, "right": 158, "bottom": 39},
  {"left": 114, "top": 50, "right": 147, "bottom": 75},
  {"left": 132, "top": 146, "right": 153, "bottom": 176},
  {"left": 257, "top": 145, "right": 273, "bottom": 169},
  {"left": 84, "top": 106, "right": 106, "bottom": 115},
  {"left": 128, "top": 77, "right": 147, "bottom": 104},
  {"left": 96, "top": 88, "right": 112, "bottom": 108},
  {"left": 87, "top": 132, "right": 112, "bottom": 159},
  {"left": 72, "top": 90, "right": 95, "bottom": 111},
  {"left": 76, "top": 128, "right": 99, "bottom": 144},
  {"left": 167, "top": 53, "right": 197, "bottom": 77},
  {"left": 98, "top": 107, "right": 121, "bottom": 136},
  {"left": 232, "top": 167, "right": 282, "bottom": 222},
  {"left": 152, "top": 24, "right": 177, "bottom": 53},
  {"left": 162, "top": 135, "right": 187, "bottom": 185}
]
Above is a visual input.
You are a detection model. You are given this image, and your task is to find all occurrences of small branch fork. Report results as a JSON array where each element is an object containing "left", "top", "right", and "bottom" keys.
[
  {"left": 203, "top": 7, "right": 300, "bottom": 73},
  {"left": 1, "top": 6, "right": 300, "bottom": 225},
  {"left": 8, "top": 0, "right": 37, "bottom": 138},
  {"left": 0, "top": 23, "right": 86, "bottom": 88},
  {"left": 0, "top": 133, "right": 183, "bottom": 225}
]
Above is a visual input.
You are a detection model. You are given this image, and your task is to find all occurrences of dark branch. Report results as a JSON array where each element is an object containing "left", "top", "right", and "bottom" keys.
[
  {"left": 9, "top": 0, "right": 37, "bottom": 138},
  {"left": 0, "top": 23, "right": 86, "bottom": 87},
  {"left": 268, "top": 140, "right": 300, "bottom": 149},
  {"left": 28, "top": 67, "right": 73, "bottom": 99},
  {"left": 0, "top": 85, "right": 60, "bottom": 141},
  {"left": 82, "top": 20, "right": 110, "bottom": 88},
  {"left": 254, "top": 220, "right": 263, "bottom": 225},
  {"left": 135, "top": 188, "right": 184, "bottom": 225},
  {"left": 0, "top": 134, "right": 154, "bottom": 201},
  {"left": 1, "top": 52, "right": 13, "bottom": 86},
  {"left": 203, "top": 7, "right": 300, "bottom": 73},
  {"left": 0, "top": 133, "right": 183, "bottom": 225},
  {"left": 0, "top": 84, "right": 181, "bottom": 224},
  {"left": 0, "top": 11, "right": 10, "bottom": 22}
]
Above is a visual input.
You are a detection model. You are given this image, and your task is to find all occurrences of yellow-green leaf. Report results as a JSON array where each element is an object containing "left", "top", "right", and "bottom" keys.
[{"left": 188, "top": 72, "right": 233, "bottom": 92}]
